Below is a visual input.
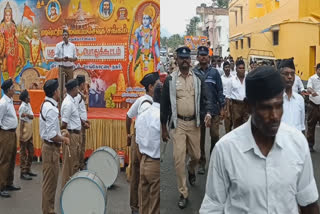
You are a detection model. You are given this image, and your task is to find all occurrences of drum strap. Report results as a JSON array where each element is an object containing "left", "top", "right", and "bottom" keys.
[{"left": 40, "top": 100, "right": 55, "bottom": 121}]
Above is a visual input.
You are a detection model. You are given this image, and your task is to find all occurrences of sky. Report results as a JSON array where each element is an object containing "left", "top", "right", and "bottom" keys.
[{"left": 160, "top": 0, "right": 213, "bottom": 37}]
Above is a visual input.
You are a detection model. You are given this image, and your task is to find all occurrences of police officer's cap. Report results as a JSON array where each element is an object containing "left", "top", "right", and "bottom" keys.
[
  {"left": 1, "top": 79, "right": 13, "bottom": 91},
  {"left": 43, "top": 79, "right": 59, "bottom": 95},
  {"left": 176, "top": 46, "right": 191, "bottom": 58},
  {"left": 140, "top": 72, "right": 159, "bottom": 88},
  {"left": 76, "top": 75, "right": 85, "bottom": 85},
  {"left": 197, "top": 46, "right": 209, "bottom": 56},
  {"left": 19, "top": 89, "right": 29, "bottom": 101},
  {"left": 65, "top": 79, "right": 79, "bottom": 91}
]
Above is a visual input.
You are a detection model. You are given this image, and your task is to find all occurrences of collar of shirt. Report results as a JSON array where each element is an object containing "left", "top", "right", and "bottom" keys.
[
  {"left": 238, "top": 117, "right": 284, "bottom": 156},
  {"left": 283, "top": 91, "right": 298, "bottom": 101},
  {"left": 178, "top": 69, "right": 193, "bottom": 77},
  {"left": 45, "top": 96, "right": 58, "bottom": 107},
  {"left": 66, "top": 93, "right": 76, "bottom": 103},
  {"left": 144, "top": 94, "right": 152, "bottom": 101},
  {"left": 196, "top": 64, "right": 211, "bottom": 73},
  {"left": 222, "top": 73, "right": 232, "bottom": 78},
  {"left": 3, "top": 94, "right": 13, "bottom": 103}
]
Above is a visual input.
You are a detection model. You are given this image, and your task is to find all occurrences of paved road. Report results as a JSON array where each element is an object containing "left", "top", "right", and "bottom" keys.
[
  {"left": 0, "top": 163, "right": 130, "bottom": 214},
  {"left": 160, "top": 123, "right": 320, "bottom": 214}
]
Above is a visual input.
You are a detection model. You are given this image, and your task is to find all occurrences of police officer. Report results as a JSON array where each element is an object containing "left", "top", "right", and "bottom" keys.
[
  {"left": 0, "top": 79, "right": 20, "bottom": 198},
  {"left": 193, "top": 46, "right": 225, "bottom": 175},
  {"left": 161, "top": 46, "right": 212, "bottom": 209},
  {"left": 40, "top": 79, "right": 69, "bottom": 214}
]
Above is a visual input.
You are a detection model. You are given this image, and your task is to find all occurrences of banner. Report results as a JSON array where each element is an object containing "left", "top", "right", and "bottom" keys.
[
  {"left": 0, "top": 0, "right": 160, "bottom": 108},
  {"left": 184, "top": 35, "right": 208, "bottom": 51}
]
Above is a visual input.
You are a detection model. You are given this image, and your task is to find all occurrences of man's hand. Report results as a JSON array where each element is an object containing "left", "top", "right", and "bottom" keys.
[
  {"left": 21, "top": 113, "right": 26, "bottom": 117},
  {"left": 204, "top": 113, "right": 212, "bottom": 127},
  {"left": 127, "top": 134, "right": 132, "bottom": 146},
  {"left": 219, "top": 109, "right": 224, "bottom": 120},
  {"left": 312, "top": 92, "right": 319, "bottom": 97},
  {"left": 162, "top": 127, "right": 170, "bottom": 142},
  {"left": 63, "top": 136, "right": 70, "bottom": 146},
  {"left": 64, "top": 56, "right": 69, "bottom": 62},
  {"left": 83, "top": 121, "right": 90, "bottom": 129}
]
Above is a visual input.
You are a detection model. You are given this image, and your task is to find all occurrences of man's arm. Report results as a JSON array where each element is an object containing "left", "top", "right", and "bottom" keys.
[
  {"left": 60, "top": 104, "right": 71, "bottom": 130},
  {"left": 160, "top": 76, "right": 171, "bottom": 141},
  {"left": 126, "top": 115, "right": 132, "bottom": 146}
]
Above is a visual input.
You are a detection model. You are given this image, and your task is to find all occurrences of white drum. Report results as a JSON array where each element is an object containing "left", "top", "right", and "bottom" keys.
[
  {"left": 60, "top": 170, "right": 107, "bottom": 214},
  {"left": 87, "top": 146, "right": 120, "bottom": 188}
]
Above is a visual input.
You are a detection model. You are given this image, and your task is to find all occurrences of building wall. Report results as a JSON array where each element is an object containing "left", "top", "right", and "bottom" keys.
[
  {"left": 229, "top": 0, "right": 320, "bottom": 81},
  {"left": 214, "top": 15, "right": 229, "bottom": 57}
]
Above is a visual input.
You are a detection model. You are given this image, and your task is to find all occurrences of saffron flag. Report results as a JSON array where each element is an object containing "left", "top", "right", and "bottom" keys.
[{"left": 23, "top": 5, "right": 35, "bottom": 23}]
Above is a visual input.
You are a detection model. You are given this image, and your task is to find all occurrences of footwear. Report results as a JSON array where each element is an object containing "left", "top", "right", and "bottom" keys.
[
  {"left": 188, "top": 171, "right": 196, "bottom": 186},
  {"left": 131, "top": 211, "right": 139, "bottom": 214},
  {"left": 21, "top": 173, "right": 32, "bottom": 180},
  {"left": 310, "top": 147, "right": 315, "bottom": 153},
  {"left": 178, "top": 195, "right": 188, "bottom": 209},
  {"left": 27, "top": 172, "right": 37, "bottom": 177},
  {"left": 0, "top": 190, "right": 10, "bottom": 198},
  {"left": 5, "top": 185, "right": 21, "bottom": 191},
  {"left": 198, "top": 165, "right": 205, "bottom": 175}
]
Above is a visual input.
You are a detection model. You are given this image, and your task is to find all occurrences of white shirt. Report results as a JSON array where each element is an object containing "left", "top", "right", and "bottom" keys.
[
  {"left": 19, "top": 102, "right": 34, "bottom": 123},
  {"left": 0, "top": 94, "right": 18, "bottom": 129},
  {"left": 220, "top": 73, "right": 233, "bottom": 96},
  {"left": 200, "top": 118, "right": 318, "bottom": 214},
  {"left": 307, "top": 74, "right": 320, "bottom": 104},
  {"left": 225, "top": 75, "right": 246, "bottom": 100},
  {"left": 230, "top": 69, "right": 236, "bottom": 76},
  {"left": 61, "top": 94, "right": 81, "bottom": 131},
  {"left": 127, "top": 94, "right": 153, "bottom": 121},
  {"left": 74, "top": 93, "right": 87, "bottom": 121},
  {"left": 39, "top": 97, "right": 61, "bottom": 143},
  {"left": 54, "top": 41, "right": 77, "bottom": 67},
  {"left": 282, "top": 92, "right": 305, "bottom": 131},
  {"left": 293, "top": 75, "right": 304, "bottom": 93},
  {"left": 136, "top": 103, "right": 160, "bottom": 159}
]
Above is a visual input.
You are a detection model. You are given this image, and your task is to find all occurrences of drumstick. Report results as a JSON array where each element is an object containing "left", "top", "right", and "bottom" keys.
[{"left": 67, "top": 145, "right": 71, "bottom": 158}]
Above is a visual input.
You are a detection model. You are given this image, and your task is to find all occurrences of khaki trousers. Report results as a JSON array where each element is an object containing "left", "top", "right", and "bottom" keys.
[
  {"left": 0, "top": 130, "right": 16, "bottom": 190},
  {"left": 307, "top": 102, "right": 320, "bottom": 147},
  {"left": 199, "top": 116, "right": 220, "bottom": 167},
  {"left": 20, "top": 138, "right": 34, "bottom": 174},
  {"left": 61, "top": 133, "right": 81, "bottom": 188},
  {"left": 58, "top": 66, "right": 73, "bottom": 106},
  {"left": 79, "top": 128, "right": 86, "bottom": 170},
  {"left": 139, "top": 155, "right": 160, "bottom": 214},
  {"left": 231, "top": 100, "right": 249, "bottom": 128},
  {"left": 130, "top": 136, "right": 142, "bottom": 212},
  {"left": 172, "top": 119, "right": 200, "bottom": 198},
  {"left": 42, "top": 142, "right": 60, "bottom": 214}
]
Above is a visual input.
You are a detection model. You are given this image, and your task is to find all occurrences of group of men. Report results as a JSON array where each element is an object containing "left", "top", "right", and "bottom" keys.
[
  {"left": 160, "top": 44, "right": 320, "bottom": 213},
  {"left": 126, "top": 72, "right": 162, "bottom": 214}
]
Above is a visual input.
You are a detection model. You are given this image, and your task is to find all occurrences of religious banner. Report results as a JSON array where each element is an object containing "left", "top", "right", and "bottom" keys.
[
  {"left": 184, "top": 35, "right": 208, "bottom": 51},
  {"left": 0, "top": 0, "right": 160, "bottom": 108}
]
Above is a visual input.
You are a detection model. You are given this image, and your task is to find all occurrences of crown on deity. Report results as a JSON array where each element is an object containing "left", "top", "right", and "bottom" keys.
[
  {"left": 143, "top": 4, "right": 155, "bottom": 19},
  {"left": 4, "top": 2, "right": 12, "bottom": 13}
]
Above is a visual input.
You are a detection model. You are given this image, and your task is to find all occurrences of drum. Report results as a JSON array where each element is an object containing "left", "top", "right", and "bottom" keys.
[
  {"left": 60, "top": 170, "right": 107, "bottom": 214},
  {"left": 87, "top": 146, "right": 120, "bottom": 188}
]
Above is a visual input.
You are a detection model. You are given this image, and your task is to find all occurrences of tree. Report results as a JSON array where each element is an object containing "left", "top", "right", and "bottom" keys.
[
  {"left": 160, "top": 34, "right": 184, "bottom": 51},
  {"left": 212, "top": 0, "right": 230, "bottom": 8},
  {"left": 186, "top": 16, "right": 200, "bottom": 36}
]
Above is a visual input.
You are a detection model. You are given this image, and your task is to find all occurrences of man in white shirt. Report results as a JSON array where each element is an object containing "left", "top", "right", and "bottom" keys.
[
  {"left": 0, "top": 79, "right": 19, "bottom": 198},
  {"left": 221, "top": 61, "right": 233, "bottom": 133},
  {"left": 60, "top": 79, "right": 82, "bottom": 188},
  {"left": 293, "top": 74, "right": 305, "bottom": 93},
  {"left": 136, "top": 82, "right": 161, "bottom": 214},
  {"left": 200, "top": 66, "right": 319, "bottom": 214},
  {"left": 126, "top": 72, "right": 160, "bottom": 214},
  {"left": 230, "top": 60, "right": 236, "bottom": 76},
  {"left": 279, "top": 59, "right": 305, "bottom": 132},
  {"left": 307, "top": 63, "right": 320, "bottom": 152},
  {"left": 74, "top": 75, "right": 90, "bottom": 170},
  {"left": 40, "top": 79, "right": 69, "bottom": 214},
  {"left": 225, "top": 59, "right": 249, "bottom": 128},
  {"left": 19, "top": 90, "right": 36, "bottom": 181}
]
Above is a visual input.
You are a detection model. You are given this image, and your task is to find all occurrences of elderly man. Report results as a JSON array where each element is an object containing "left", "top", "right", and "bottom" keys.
[{"left": 200, "top": 66, "right": 319, "bottom": 214}]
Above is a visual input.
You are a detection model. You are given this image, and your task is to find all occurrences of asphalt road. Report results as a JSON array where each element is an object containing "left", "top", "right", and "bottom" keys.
[{"left": 160, "top": 123, "right": 320, "bottom": 214}]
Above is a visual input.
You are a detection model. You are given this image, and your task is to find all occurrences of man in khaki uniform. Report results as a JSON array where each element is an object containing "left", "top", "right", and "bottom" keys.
[
  {"left": 40, "top": 79, "right": 70, "bottom": 214},
  {"left": 19, "top": 89, "right": 36, "bottom": 180},
  {"left": 161, "top": 47, "right": 211, "bottom": 209},
  {"left": 0, "top": 79, "right": 20, "bottom": 198},
  {"left": 61, "top": 79, "right": 82, "bottom": 188}
]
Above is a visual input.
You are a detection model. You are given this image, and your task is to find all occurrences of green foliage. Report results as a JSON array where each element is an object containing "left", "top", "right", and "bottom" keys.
[
  {"left": 212, "top": 0, "right": 230, "bottom": 8},
  {"left": 160, "top": 34, "right": 184, "bottom": 50},
  {"left": 186, "top": 16, "right": 200, "bottom": 36}
]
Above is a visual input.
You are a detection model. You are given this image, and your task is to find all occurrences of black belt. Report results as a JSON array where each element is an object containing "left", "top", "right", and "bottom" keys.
[
  {"left": 142, "top": 154, "right": 160, "bottom": 161},
  {"left": 0, "top": 128, "right": 16, "bottom": 132},
  {"left": 177, "top": 115, "right": 195, "bottom": 121},
  {"left": 59, "top": 65, "right": 73, "bottom": 69},
  {"left": 231, "top": 99, "right": 245, "bottom": 105},
  {"left": 44, "top": 140, "right": 61, "bottom": 148},
  {"left": 68, "top": 129, "right": 81, "bottom": 134}
]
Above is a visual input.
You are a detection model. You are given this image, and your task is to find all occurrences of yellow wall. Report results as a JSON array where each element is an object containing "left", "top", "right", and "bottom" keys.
[
  {"left": 299, "top": 0, "right": 320, "bottom": 19},
  {"left": 229, "top": 0, "right": 320, "bottom": 81}
]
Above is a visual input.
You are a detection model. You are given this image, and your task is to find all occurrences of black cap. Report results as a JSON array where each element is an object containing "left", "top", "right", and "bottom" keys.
[
  {"left": 176, "top": 46, "right": 191, "bottom": 58},
  {"left": 65, "top": 79, "right": 78, "bottom": 91},
  {"left": 43, "top": 79, "right": 59, "bottom": 95},
  {"left": 1, "top": 79, "right": 13, "bottom": 91},
  {"left": 140, "top": 72, "right": 159, "bottom": 88},
  {"left": 246, "top": 66, "right": 284, "bottom": 102},
  {"left": 279, "top": 58, "right": 295, "bottom": 70},
  {"left": 19, "top": 89, "right": 29, "bottom": 102},
  {"left": 197, "top": 46, "right": 209, "bottom": 55},
  {"left": 76, "top": 75, "right": 85, "bottom": 85}
]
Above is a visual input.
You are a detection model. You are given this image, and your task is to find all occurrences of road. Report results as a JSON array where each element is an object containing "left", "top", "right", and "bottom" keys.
[{"left": 160, "top": 123, "right": 320, "bottom": 214}]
